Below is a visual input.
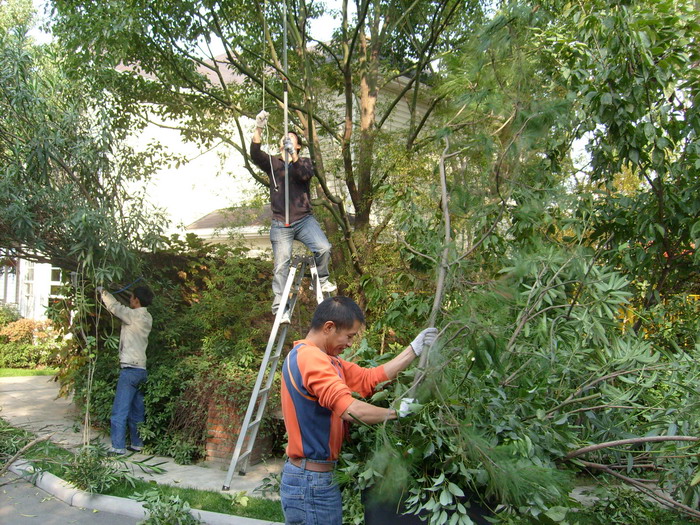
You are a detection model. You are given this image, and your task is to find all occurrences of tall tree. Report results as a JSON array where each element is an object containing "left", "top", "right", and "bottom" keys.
[
  {"left": 540, "top": 0, "right": 700, "bottom": 314},
  {"left": 0, "top": 0, "right": 165, "bottom": 277},
  {"left": 49, "top": 0, "right": 482, "bottom": 277}
]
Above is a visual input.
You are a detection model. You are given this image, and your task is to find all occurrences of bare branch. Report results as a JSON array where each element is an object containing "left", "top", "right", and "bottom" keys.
[
  {"left": 567, "top": 436, "right": 700, "bottom": 460},
  {"left": 578, "top": 459, "right": 700, "bottom": 520}
]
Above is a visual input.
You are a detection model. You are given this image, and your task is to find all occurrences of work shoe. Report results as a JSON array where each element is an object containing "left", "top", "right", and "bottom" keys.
[
  {"left": 320, "top": 281, "right": 337, "bottom": 293},
  {"left": 108, "top": 447, "right": 126, "bottom": 457},
  {"left": 280, "top": 310, "right": 291, "bottom": 325},
  {"left": 126, "top": 445, "right": 143, "bottom": 453}
]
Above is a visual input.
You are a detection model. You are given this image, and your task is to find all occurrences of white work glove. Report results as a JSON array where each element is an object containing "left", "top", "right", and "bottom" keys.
[
  {"left": 283, "top": 137, "right": 294, "bottom": 157},
  {"left": 255, "top": 110, "right": 269, "bottom": 129},
  {"left": 410, "top": 327, "right": 438, "bottom": 356},
  {"left": 398, "top": 397, "right": 417, "bottom": 418},
  {"left": 96, "top": 286, "right": 104, "bottom": 293}
]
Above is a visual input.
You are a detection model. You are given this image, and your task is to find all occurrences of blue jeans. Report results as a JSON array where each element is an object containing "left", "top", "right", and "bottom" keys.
[
  {"left": 110, "top": 367, "right": 147, "bottom": 451},
  {"left": 270, "top": 215, "right": 332, "bottom": 313},
  {"left": 280, "top": 460, "right": 342, "bottom": 525}
]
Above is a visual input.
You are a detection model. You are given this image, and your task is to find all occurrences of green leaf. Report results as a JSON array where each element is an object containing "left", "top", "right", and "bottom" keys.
[
  {"left": 691, "top": 470, "right": 700, "bottom": 487},
  {"left": 545, "top": 506, "right": 569, "bottom": 521},
  {"left": 448, "top": 482, "right": 465, "bottom": 498},
  {"left": 439, "top": 488, "right": 453, "bottom": 506}
]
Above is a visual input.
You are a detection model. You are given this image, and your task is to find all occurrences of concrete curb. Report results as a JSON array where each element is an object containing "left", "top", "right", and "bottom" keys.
[{"left": 9, "top": 460, "right": 284, "bottom": 525}]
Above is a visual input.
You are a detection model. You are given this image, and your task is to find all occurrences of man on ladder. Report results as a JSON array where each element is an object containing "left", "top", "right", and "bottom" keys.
[{"left": 251, "top": 110, "right": 336, "bottom": 324}]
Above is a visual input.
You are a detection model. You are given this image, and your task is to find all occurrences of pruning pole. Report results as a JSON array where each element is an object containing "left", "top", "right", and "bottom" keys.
[
  {"left": 416, "top": 137, "right": 452, "bottom": 373},
  {"left": 282, "top": 0, "right": 290, "bottom": 226}
]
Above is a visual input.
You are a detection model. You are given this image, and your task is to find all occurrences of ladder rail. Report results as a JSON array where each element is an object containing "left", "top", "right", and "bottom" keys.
[
  {"left": 233, "top": 262, "right": 308, "bottom": 475},
  {"left": 222, "top": 256, "right": 309, "bottom": 488},
  {"left": 234, "top": 324, "right": 292, "bottom": 473}
]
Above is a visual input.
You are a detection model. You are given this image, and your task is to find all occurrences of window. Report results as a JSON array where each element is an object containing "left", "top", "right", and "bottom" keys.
[
  {"left": 23, "top": 262, "right": 34, "bottom": 309},
  {"left": 49, "top": 267, "right": 63, "bottom": 297}
]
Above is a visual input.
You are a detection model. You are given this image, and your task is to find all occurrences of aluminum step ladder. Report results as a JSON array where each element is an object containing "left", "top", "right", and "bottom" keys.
[{"left": 222, "top": 255, "right": 326, "bottom": 489}]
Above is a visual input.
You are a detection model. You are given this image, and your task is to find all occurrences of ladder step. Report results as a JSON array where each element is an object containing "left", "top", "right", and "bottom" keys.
[
  {"left": 257, "top": 386, "right": 271, "bottom": 398},
  {"left": 238, "top": 450, "right": 252, "bottom": 462},
  {"left": 249, "top": 417, "right": 262, "bottom": 429}
]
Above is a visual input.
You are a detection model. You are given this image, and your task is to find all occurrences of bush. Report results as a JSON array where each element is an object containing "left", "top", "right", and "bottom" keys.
[
  {"left": 0, "top": 319, "right": 65, "bottom": 368},
  {"left": 0, "top": 343, "right": 36, "bottom": 368},
  {"left": 0, "top": 303, "right": 20, "bottom": 328},
  {"left": 0, "top": 318, "right": 42, "bottom": 343},
  {"left": 61, "top": 238, "right": 277, "bottom": 465}
]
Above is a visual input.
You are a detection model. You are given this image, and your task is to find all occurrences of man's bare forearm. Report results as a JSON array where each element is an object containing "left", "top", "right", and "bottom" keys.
[{"left": 341, "top": 399, "right": 397, "bottom": 424}]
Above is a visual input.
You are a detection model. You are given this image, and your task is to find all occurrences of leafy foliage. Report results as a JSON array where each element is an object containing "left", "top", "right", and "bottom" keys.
[
  {"left": 0, "top": 3, "right": 166, "bottom": 272},
  {"left": 0, "top": 303, "right": 20, "bottom": 327},
  {"left": 538, "top": 0, "right": 700, "bottom": 312},
  {"left": 63, "top": 444, "right": 137, "bottom": 493},
  {"left": 55, "top": 236, "right": 279, "bottom": 464},
  {"left": 134, "top": 487, "right": 203, "bottom": 525},
  {"left": 3, "top": 1, "right": 699, "bottom": 523},
  {"left": 0, "top": 319, "right": 65, "bottom": 368}
]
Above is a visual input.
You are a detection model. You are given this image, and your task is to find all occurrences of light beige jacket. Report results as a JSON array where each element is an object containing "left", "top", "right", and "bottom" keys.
[{"left": 101, "top": 290, "right": 152, "bottom": 369}]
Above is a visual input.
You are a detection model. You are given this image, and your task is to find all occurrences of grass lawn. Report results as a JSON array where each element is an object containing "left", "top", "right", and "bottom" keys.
[
  {"left": 105, "top": 479, "right": 284, "bottom": 521},
  {"left": 0, "top": 417, "right": 284, "bottom": 522},
  {"left": 0, "top": 368, "right": 58, "bottom": 377}
]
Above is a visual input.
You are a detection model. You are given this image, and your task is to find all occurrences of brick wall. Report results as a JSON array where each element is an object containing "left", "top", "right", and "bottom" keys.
[{"left": 205, "top": 398, "right": 274, "bottom": 466}]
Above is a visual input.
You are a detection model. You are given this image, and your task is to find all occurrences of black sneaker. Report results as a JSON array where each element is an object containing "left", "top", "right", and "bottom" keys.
[{"left": 126, "top": 445, "right": 143, "bottom": 453}]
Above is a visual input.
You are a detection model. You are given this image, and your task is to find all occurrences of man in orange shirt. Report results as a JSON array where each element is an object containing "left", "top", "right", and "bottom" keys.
[{"left": 280, "top": 296, "right": 437, "bottom": 524}]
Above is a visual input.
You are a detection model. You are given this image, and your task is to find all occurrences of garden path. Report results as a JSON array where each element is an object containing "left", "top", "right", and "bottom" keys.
[{"left": 0, "top": 375, "right": 284, "bottom": 495}]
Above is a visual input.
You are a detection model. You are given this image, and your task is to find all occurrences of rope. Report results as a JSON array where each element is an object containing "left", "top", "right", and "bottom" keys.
[{"left": 112, "top": 276, "right": 143, "bottom": 294}]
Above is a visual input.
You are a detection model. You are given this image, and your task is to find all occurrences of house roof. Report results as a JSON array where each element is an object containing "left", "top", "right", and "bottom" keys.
[
  {"left": 186, "top": 205, "right": 271, "bottom": 231},
  {"left": 116, "top": 54, "right": 246, "bottom": 86}
]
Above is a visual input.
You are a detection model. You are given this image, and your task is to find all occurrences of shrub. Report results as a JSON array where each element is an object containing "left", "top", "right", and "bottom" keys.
[
  {"left": 58, "top": 238, "right": 278, "bottom": 465},
  {"left": 0, "top": 319, "right": 65, "bottom": 368},
  {"left": 0, "top": 303, "right": 20, "bottom": 328},
  {"left": 0, "top": 343, "right": 36, "bottom": 368},
  {"left": 0, "top": 318, "right": 42, "bottom": 343}
]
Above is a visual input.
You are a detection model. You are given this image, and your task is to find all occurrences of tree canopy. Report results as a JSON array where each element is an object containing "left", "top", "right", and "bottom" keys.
[
  {"left": 0, "top": 0, "right": 166, "bottom": 278},
  {"left": 2, "top": 0, "right": 700, "bottom": 522}
]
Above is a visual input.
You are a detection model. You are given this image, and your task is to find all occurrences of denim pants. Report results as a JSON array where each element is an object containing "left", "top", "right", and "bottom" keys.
[
  {"left": 280, "top": 460, "right": 342, "bottom": 525},
  {"left": 111, "top": 367, "right": 147, "bottom": 451},
  {"left": 270, "top": 215, "right": 332, "bottom": 313}
]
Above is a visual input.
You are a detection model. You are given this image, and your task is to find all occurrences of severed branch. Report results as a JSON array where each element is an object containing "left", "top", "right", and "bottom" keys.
[
  {"left": 566, "top": 436, "right": 700, "bottom": 460},
  {"left": 420, "top": 136, "right": 452, "bottom": 368},
  {"left": 0, "top": 434, "right": 53, "bottom": 478},
  {"left": 567, "top": 436, "right": 700, "bottom": 519},
  {"left": 578, "top": 459, "right": 700, "bottom": 519}
]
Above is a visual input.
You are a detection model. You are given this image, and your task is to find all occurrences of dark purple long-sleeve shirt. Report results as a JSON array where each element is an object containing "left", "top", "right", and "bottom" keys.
[{"left": 250, "top": 141, "right": 315, "bottom": 224}]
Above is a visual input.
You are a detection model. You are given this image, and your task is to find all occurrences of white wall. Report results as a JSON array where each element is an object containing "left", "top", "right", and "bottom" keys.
[
  {"left": 132, "top": 115, "right": 259, "bottom": 234},
  {"left": 1, "top": 260, "right": 58, "bottom": 320}
]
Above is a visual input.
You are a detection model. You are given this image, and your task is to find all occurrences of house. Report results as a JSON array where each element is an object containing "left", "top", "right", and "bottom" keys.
[
  {"left": 185, "top": 205, "right": 272, "bottom": 258},
  {"left": 0, "top": 255, "right": 65, "bottom": 320}
]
